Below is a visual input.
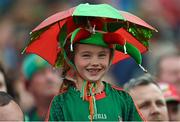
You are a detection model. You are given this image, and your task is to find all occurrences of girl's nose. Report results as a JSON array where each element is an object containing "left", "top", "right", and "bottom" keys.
[{"left": 91, "top": 56, "right": 99, "bottom": 66}]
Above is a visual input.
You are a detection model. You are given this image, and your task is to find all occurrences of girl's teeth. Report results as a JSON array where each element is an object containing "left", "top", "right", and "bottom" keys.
[{"left": 88, "top": 69, "right": 100, "bottom": 73}]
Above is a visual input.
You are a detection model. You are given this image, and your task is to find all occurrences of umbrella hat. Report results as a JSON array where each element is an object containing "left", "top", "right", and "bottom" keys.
[{"left": 23, "top": 3, "right": 157, "bottom": 71}]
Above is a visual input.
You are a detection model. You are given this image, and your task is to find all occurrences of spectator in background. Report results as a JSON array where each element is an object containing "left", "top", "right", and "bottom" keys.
[
  {"left": 0, "top": 91, "right": 24, "bottom": 121},
  {"left": 0, "top": 62, "right": 7, "bottom": 92},
  {"left": 159, "top": 82, "right": 180, "bottom": 121},
  {"left": 124, "top": 74, "right": 169, "bottom": 121},
  {"left": 0, "top": 62, "right": 19, "bottom": 102},
  {"left": 22, "top": 54, "right": 62, "bottom": 121},
  {"left": 156, "top": 52, "right": 180, "bottom": 94}
]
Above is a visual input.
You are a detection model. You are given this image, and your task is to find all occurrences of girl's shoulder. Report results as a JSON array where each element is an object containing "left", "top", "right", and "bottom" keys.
[
  {"left": 52, "top": 89, "right": 69, "bottom": 103},
  {"left": 111, "top": 85, "right": 124, "bottom": 91},
  {"left": 108, "top": 82, "right": 124, "bottom": 92},
  {"left": 109, "top": 83, "right": 132, "bottom": 99},
  {"left": 108, "top": 84, "right": 136, "bottom": 107}
]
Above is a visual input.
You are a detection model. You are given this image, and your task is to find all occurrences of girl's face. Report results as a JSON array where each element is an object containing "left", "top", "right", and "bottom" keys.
[{"left": 74, "top": 44, "right": 111, "bottom": 82}]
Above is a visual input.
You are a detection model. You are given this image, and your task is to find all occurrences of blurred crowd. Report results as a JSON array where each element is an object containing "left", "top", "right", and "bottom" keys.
[{"left": 0, "top": 0, "right": 179, "bottom": 121}]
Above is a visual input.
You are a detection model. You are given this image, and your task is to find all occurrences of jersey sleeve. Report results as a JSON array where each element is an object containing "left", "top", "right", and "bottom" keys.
[
  {"left": 45, "top": 95, "right": 65, "bottom": 121},
  {"left": 122, "top": 91, "right": 145, "bottom": 121},
  {"left": 112, "top": 85, "right": 145, "bottom": 121}
]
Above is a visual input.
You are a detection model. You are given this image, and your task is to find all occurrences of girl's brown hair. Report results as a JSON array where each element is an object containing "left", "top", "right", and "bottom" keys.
[{"left": 59, "top": 40, "right": 76, "bottom": 93}]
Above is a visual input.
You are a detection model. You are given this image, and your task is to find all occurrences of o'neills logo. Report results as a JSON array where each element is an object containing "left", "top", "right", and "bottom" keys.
[{"left": 88, "top": 114, "right": 107, "bottom": 120}]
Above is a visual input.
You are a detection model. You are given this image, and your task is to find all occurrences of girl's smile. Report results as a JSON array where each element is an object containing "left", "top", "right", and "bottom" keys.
[{"left": 86, "top": 68, "right": 102, "bottom": 76}]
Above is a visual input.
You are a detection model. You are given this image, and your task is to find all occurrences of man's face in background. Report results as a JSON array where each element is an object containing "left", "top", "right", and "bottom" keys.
[{"left": 129, "top": 84, "right": 169, "bottom": 121}]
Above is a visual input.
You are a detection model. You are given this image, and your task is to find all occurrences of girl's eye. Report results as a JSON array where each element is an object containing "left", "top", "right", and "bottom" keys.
[
  {"left": 82, "top": 54, "right": 91, "bottom": 58},
  {"left": 99, "top": 53, "right": 106, "bottom": 58}
]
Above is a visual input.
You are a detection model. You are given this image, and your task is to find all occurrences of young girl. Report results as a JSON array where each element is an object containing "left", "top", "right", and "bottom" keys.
[{"left": 45, "top": 27, "right": 145, "bottom": 121}]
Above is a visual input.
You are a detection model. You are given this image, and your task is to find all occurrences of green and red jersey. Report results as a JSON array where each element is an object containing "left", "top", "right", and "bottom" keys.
[{"left": 46, "top": 81, "right": 145, "bottom": 121}]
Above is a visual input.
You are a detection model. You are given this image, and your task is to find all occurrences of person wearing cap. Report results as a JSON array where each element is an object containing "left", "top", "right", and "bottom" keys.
[
  {"left": 22, "top": 54, "right": 62, "bottom": 121},
  {"left": 124, "top": 74, "right": 169, "bottom": 121},
  {"left": 43, "top": 25, "right": 147, "bottom": 121},
  {"left": 159, "top": 82, "right": 180, "bottom": 121}
]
